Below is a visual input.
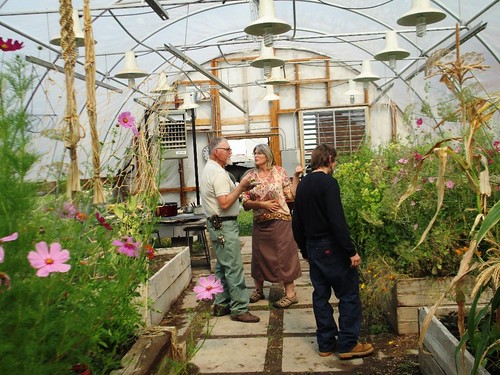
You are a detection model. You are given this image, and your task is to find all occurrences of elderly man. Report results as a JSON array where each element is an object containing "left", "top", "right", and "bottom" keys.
[{"left": 200, "top": 137, "right": 260, "bottom": 323}]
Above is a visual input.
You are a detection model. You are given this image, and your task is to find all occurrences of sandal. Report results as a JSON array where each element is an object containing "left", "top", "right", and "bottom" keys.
[
  {"left": 273, "top": 294, "right": 298, "bottom": 308},
  {"left": 249, "top": 290, "right": 265, "bottom": 303}
]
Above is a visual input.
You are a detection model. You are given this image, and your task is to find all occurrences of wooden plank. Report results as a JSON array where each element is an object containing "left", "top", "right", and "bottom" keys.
[
  {"left": 148, "top": 266, "right": 192, "bottom": 326},
  {"left": 418, "top": 307, "right": 491, "bottom": 375},
  {"left": 111, "top": 327, "right": 184, "bottom": 375}
]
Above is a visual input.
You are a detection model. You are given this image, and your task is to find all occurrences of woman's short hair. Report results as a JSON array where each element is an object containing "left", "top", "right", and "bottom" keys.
[
  {"left": 310, "top": 144, "right": 337, "bottom": 170},
  {"left": 253, "top": 144, "right": 275, "bottom": 169}
]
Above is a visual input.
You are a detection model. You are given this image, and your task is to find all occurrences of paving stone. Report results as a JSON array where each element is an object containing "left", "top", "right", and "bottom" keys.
[
  {"left": 190, "top": 337, "right": 268, "bottom": 373},
  {"left": 208, "top": 310, "right": 269, "bottom": 336},
  {"left": 282, "top": 336, "right": 364, "bottom": 372}
]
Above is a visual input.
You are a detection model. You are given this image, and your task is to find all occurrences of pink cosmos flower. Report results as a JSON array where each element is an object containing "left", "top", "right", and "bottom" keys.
[
  {"left": 118, "top": 112, "right": 139, "bottom": 137},
  {"left": 0, "top": 232, "right": 18, "bottom": 263},
  {"left": 416, "top": 118, "right": 423, "bottom": 128},
  {"left": 397, "top": 158, "right": 409, "bottom": 165},
  {"left": 428, "top": 176, "right": 436, "bottom": 184},
  {"left": 445, "top": 180, "right": 455, "bottom": 189},
  {"left": 494, "top": 141, "right": 500, "bottom": 152},
  {"left": 27, "top": 242, "right": 71, "bottom": 277},
  {"left": 0, "top": 37, "right": 24, "bottom": 52},
  {"left": 96, "top": 211, "right": 113, "bottom": 230},
  {"left": 193, "top": 274, "right": 224, "bottom": 300},
  {"left": 112, "top": 237, "right": 141, "bottom": 257},
  {"left": 60, "top": 202, "right": 77, "bottom": 219}
]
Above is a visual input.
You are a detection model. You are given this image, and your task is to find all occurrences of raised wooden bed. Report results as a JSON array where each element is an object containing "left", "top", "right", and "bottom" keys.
[
  {"left": 387, "top": 277, "right": 492, "bottom": 335},
  {"left": 418, "top": 307, "right": 490, "bottom": 375},
  {"left": 137, "top": 247, "right": 192, "bottom": 326}
]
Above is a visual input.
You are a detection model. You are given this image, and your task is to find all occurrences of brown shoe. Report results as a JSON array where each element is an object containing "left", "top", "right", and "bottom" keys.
[
  {"left": 273, "top": 294, "right": 298, "bottom": 309},
  {"left": 213, "top": 304, "right": 230, "bottom": 317},
  {"left": 339, "top": 342, "right": 374, "bottom": 359},
  {"left": 249, "top": 290, "right": 265, "bottom": 303},
  {"left": 231, "top": 311, "right": 260, "bottom": 323}
]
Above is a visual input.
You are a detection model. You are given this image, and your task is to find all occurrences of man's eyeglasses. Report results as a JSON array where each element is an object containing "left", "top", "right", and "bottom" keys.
[{"left": 217, "top": 147, "right": 232, "bottom": 152}]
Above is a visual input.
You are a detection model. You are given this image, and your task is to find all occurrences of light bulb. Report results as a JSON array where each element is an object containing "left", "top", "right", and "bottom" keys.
[
  {"left": 263, "top": 65, "right": 272, "bottom": 78},
  {"left": 416, "top": 15, "right": 426, "bottom": 37},
  {"left": 389, "top": 55, "right": 396, "bottom": 70},
  {"left": 263, "top": 27, "right": 274, "bottom": 47},
  {"left": 350, "top": 95, "right": 355, "bottom": 104}
]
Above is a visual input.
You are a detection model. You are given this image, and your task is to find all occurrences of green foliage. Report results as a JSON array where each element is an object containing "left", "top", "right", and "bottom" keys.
[
  {"left": 0, "top": 57, "right": 157, "bottom": 374},
  {"left": 336, "top": 136, "right": 498, "bottom": 278},
  {"left": 456, "top": 287, "right": 500, "bottom": 374},
  {"left": 238, "top": 208, "right": 254, "bottom": 236}
]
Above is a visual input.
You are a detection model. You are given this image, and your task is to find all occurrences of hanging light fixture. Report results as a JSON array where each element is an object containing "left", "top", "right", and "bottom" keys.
[
  {"left": 374, "top": 31, "right": 410, "bottom": 70},
  {"left": 353, "top": 60, "right": 380, "bottom": 89},
  {"left": 244, "top": 0, "right": 291, "bottom": 47},
  {"left": 114, "top": 51, "right": 149, "bottom": 88},
  {"left": 343, "top": 80, "right": 362, "bottom": 104},
  {"left": 264, "top": 66, "right": 289, "bottom": 86},
  {"left": 178, "top": 92, "right": 199, "bottom": 110},
  {"left": 262, "top": 85, "right": 280, "bottom": 101},
  {"left": 151, "top": 72, "right": 172, "bottom": 93},
  {"left": 397, "top": 0, "right": 446, "bottom": 37},
  {"left": 251, "top": 41, "right": 285, "bottom": 78},
  {"left": 50, "top": 9, "right": 86, "bottom": 47}
]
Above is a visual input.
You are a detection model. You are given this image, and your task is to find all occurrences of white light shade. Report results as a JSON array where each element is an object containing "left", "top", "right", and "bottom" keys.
[
  {"left": 354, "top": 60, "right": 380, "bottom": 83},
  {"left": 115, "top": 51, "right": 149, "bottom": 79},
  {"left": 264, "top": 67, "right": 289, "bottom": 85},
  {"left": 114, "top": 51, "right": 149, "bottom": 88},
  {"left": 374, "top": 31, "right": 410, "bottom": 69},
  {"left": 262, "top": 85, "right": 279, "bottom": 101},
  {"left": 250, "top": 41, "right": 285, "bottom": 69},
  {"left": 244, "top": 0, "right": 291, "bottom": 47},
  {"left": 50, "top": 9, "right": 86, "bottom": 47},
  {"left": 397, "top": 0, "right": 446, "bottom": 37},
  {"left": 344, "top": 80, "right": 362, "bottom": 104},
  {"left": 179, "top": 92, "right": 199, "bottom": 110},
  {"left": 151, "top": 72, "right": 172, "bottom": 93},
  {"left": 354, "top": 60, "right": 380, "bottom": 88}
]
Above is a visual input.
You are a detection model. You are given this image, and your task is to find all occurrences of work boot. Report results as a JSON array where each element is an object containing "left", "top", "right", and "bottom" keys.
[
  {"left": 230, "top": 311, "right": 260, "bottom": 323},
  {"left": 339, "top": 342, "right": 374, "bottom": 359}
]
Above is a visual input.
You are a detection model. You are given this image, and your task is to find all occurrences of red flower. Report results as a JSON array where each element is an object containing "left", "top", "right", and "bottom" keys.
[
  {"left": 144, "top": 244, "right": 155, "bottom": 260},
  {"left": 416, "top": 118, "right": 423, "bottom": 127},
  {"left": 0, "top": 37, "right": 24, "bottom": 52},
  {"left": 414, "top": 152, "right": 423, "bottom": 161},
  {"left": 95, "top": 211, "right": 113, "bottom": 230}
]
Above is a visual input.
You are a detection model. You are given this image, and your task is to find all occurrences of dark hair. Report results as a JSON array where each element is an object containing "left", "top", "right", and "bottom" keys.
[
  {"left": 310, "top": 144, "right": 337, "bottom": 170},
  {"left": 208, "top": 137, "right": 226, "bottom": 154},
  {"left": 253, "top": 144, "right": 275, "bottom": 168}
]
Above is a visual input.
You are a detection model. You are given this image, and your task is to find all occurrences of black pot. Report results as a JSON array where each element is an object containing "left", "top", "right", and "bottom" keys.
[{"left": 156, "top": 202, "right": 178, "bottom": 217}]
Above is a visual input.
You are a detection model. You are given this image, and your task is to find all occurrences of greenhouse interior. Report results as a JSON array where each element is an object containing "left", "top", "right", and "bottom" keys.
[{"left": 0, "top": 0, "right": 498, "bottom": 374}]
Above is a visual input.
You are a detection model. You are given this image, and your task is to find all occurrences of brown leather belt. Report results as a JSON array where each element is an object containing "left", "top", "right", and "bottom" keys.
[{"left": 219, "top": 216, "right": 237, "bottom": 221}]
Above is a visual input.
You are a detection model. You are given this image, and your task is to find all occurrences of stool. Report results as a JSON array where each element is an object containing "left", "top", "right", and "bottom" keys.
[{"left": 184, "top": 225, "right": 210, "bottom": 267}]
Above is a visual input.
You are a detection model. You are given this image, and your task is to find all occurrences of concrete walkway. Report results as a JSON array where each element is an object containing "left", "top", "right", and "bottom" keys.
[{"left": 161, "top": 236, "right": 373, "bottom": 374}]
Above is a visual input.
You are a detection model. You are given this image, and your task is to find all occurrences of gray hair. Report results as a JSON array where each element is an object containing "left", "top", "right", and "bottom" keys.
[
  {"left": 208, "top": 137, "right": 227, "bottom": 155},
  {"left": 253, "top": 143, "right": 275, "bottom": 169}
]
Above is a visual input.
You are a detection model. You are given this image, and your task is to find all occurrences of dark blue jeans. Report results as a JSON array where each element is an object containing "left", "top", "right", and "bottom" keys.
[{"left": 307, "top": 236, "right": 361, "bottom": 353}]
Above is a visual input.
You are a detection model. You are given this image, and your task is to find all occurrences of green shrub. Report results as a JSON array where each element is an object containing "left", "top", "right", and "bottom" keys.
[
  {"left": 0, "top": 57, "right": 156, "bottom": 375},
  {"left": 238, "top": 208, "right": 253, "bottom": 236}
]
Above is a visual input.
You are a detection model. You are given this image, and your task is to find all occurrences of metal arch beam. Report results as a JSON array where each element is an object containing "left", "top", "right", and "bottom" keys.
[
  {"left": 26, "top": 56, "right": 123, "bottom": 93},
  {"left": 164, "top": 44, "right": 233, "bottom": 92}
]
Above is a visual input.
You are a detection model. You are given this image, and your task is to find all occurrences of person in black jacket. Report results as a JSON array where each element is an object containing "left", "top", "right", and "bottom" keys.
[{"left": 292, "top": 144, "right": 373, "bottom": 360}]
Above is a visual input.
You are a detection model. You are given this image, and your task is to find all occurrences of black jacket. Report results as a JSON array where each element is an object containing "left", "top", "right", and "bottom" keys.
[{"left": 292, "top": 171, "right": 356, "bottom": 258}]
